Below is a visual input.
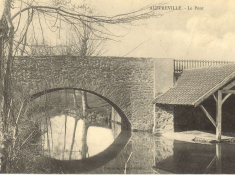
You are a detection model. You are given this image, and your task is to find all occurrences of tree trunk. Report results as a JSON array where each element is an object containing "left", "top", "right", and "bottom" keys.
[
  {"left": 0, "top": 0, "right": 14, "bottom": 172},
  {"left": 0, "top": 15, "right": 6, "bottom": 175},
  {"left": 80, "top": 35, "right": 89, "bottom": 117},
  {"left": 81, "top": 91, "right": 89, "bottom": 117},
  {"left": 0, "top": 17, "right": 5, "bottom": 127},
  {"left": 2, "top": 0, "right": 14, "bottom": 132},
  {"left": 81, "top": 119, "right": 88, "bottom": 159},
  {"left": 69, "top": 119, "right": 78, "bottom": 160}
]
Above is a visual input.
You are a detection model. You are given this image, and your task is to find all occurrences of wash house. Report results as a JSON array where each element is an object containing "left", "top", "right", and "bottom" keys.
[{"left": 153, "top": 63, "right": 235, "bottom": 141}]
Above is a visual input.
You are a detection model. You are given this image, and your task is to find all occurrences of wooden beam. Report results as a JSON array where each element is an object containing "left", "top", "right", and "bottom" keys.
[
  {"left": 213, "top": 94, "right": 217, "bottom": 103},
  {"left": 216, "top": 91, "right": 222, "bottom": 141},
  {"left": 222, "top": 93, "right": 231, "bottom": 104},
  {"left": 200, "top": 105, "right": 216, "bottom": 127},
  {"left": 221, "top": 90, "right": 235, "bottom": 94},
  {"left": 222, "top": 80, "right": 235, "bottom": 90}
]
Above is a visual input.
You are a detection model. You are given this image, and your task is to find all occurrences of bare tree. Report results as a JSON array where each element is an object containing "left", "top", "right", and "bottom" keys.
[
  {"left": 0, "top": 0, "right": 169, "bottom": 172},
  {"left": 68, "top": 7, "right": 107, "bottom": 117}
]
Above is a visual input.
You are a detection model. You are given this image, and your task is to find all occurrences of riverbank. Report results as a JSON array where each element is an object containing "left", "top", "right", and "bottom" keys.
[{"left": 162, "top": 130, "right": 235, "bottom": 144}]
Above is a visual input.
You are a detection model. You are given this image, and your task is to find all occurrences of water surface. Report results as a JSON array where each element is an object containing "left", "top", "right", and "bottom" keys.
[{"left": 23, "top": 90, "right": 235, "bottom": 174}]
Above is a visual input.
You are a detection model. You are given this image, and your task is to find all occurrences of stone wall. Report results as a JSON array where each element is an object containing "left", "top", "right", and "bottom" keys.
[
  {"left": 155, "top": 104, "right": 174, "bottom": 133},
  {"left": 13, "top": 56, "right": 160, "bottom": 131}
]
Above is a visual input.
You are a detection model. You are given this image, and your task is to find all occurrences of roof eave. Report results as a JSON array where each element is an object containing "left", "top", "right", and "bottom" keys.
[{"left": 193, "top": 70, "right": 235, "bottom": 107}]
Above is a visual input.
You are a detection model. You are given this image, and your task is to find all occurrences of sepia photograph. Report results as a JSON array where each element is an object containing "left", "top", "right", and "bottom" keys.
[{"left": 0, "top": 0, "right": 235, "bottom": 174}]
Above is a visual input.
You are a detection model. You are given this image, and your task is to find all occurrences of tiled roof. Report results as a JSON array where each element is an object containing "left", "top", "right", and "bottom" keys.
[{"left": 153, "top": 63, "right": 235, "bottom": 106}]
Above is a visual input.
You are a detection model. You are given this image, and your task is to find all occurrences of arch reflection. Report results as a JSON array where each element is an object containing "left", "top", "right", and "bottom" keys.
[
  {"left": 42, "top": 115, "right": 122, "bottom": 160},
  {"left": 24, "top": 89, "right": 131, "bottom": 173}
]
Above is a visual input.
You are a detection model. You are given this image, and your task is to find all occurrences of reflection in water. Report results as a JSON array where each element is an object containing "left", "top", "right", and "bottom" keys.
[
  {"left": 9, "top": 89, "right": 235, "bottom": 174},
  {"left": 27, "top": 89, "right": 132, "bottom": 174},
  {"left": 43, "top": 115, "right": 121, "bottom": 160},
  {"left": 154, "top": 139, "right": 235, "bottom": 174}
]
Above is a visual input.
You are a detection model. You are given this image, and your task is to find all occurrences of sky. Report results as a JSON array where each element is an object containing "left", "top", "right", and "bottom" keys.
[
  {"left": 8, "top": 0, "right": 235, "bottom": 61},
  {"left": 82, "top": 0, "right": 235, "bottom": 61}
]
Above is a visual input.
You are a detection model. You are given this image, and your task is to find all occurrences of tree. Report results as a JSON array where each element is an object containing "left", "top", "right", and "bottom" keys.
[
  {"left": 68, "top": 7, "right": 107, "bottom": 117},
  {"left": 0, "top": 0, "right": 169, "bottom": 172}
]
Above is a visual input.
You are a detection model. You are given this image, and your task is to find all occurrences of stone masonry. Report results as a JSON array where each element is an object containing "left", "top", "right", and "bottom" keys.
[
  {"left": 155, "top": 104, "right": 174, "bottom": 133},
  {"left": 13, "top": 56, "right": 174, "bottom": 131}
]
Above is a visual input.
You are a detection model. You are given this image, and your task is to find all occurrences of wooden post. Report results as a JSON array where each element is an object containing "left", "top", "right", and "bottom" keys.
[
  {"left": 216, "top": 91, "right": 222, "bottom": 141},
  {"left": 216, "top": 143, "right": 222, "bottom": 174}
]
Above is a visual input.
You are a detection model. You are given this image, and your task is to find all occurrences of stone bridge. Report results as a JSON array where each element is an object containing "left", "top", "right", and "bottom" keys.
[{"left": 13, "top": 56, "right": 174, "bottom": 131}]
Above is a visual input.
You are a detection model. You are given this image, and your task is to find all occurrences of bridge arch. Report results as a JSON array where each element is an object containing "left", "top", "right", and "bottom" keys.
[{"left": 30, "top": 87, "right": 131, "bottom": 129}]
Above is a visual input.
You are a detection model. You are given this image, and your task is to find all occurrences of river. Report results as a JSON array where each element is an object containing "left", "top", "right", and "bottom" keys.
[
  {"left": 40, "top": 117, "right": 235, "bottom": 174},
  {"left": 7, "top": 89, "right": 235, "bottom": 174}
]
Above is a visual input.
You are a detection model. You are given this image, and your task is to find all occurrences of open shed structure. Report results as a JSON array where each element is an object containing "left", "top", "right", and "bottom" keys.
[{"left": 153, "top": 63, "right": 235, "bottom": 141}]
